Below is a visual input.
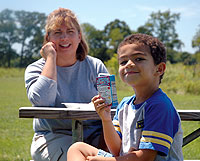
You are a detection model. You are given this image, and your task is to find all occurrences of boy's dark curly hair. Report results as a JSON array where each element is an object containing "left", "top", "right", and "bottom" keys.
[{"left": 117, "top": 33, "right": 167, "bottom": 83}]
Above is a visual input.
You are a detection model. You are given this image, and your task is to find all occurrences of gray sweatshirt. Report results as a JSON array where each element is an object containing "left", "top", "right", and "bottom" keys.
[{"left": 25, "top": 55, "right": 108, "bottom": 143}]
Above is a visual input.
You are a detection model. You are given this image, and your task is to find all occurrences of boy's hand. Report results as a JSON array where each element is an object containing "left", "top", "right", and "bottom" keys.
[{"left": 92, "top": 95, "right": 112, "bottom": 121}]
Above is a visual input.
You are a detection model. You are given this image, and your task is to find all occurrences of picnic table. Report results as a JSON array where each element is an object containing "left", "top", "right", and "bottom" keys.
[{"left": 19, "top": 107, "right": 200, "bottom": 146}]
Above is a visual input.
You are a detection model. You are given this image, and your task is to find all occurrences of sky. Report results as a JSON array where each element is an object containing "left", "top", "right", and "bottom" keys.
[{"left": 1, "top": 0, "right": 200, "bottom": 53}]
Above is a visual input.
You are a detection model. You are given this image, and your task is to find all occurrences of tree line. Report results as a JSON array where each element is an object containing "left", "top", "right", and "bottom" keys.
[{"left": 0, "top": 9, "right": 200, "bottom": 68}]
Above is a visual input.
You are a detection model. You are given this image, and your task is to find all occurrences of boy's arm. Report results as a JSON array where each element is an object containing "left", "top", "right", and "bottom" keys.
[
  {"left": 101, "top": 119, "right": 122, "bottom": 156},
  {"left": 92, "top": 96, "right": 122, "bottom": 156},
  {"left": 116, "top": 149, "right": 157, "bottom": 161},
  {"left": 87, "top": 149, "right": 157, "bottom": 161}
]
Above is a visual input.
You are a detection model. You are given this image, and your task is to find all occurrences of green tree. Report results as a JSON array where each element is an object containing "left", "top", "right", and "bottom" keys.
[
  {"left": 81, "top": 23, "right": 109, "bottom": 61},
  {"left": 103, "top": 19, "right": 132, "bottom": 56},
  {"left": 0, "top": 9, "right": 18, "bottom": 67},
  {"left": 105, "top": 53, "right": 119, "bottom": 75},
  {"left": 137, "top": 23, "right": 153, "bottom": 36},
  {"left": 137, "top": 10, "right": 183, "bottom": 63},
  {"left": 180, "top": 52, "right": 196, "bottom": 65},
  {"left": 15, "top": 10, "right": 46, "bottom": 67},
  {"left": 192, "top": 25, "right": 200, "bottom": 52}
]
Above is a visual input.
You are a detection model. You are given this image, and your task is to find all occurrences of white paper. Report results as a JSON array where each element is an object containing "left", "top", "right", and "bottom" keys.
[{"left": 62, "top": 103, "right": 95, "bottom": 110}]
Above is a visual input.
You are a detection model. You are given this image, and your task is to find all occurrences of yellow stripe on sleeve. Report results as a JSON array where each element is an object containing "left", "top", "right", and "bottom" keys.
[
  {"left": 114, "top": 126, "right": 121, "bottom": 133},
  {"left": 112, "top": 120, "right": 119, "bottom": 126},
  {"left": 142, "top": 131, "right": 173, "bottom": 144},
  {"left": 112, "top": 120, "right": 121, "bottom": 133},
  {"left": 141, "top": 137, "right": 170, "bottom": 149}
]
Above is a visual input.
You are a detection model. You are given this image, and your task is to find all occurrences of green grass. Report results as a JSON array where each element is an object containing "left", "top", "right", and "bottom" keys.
[
  {"left": 0, "top": 69, "right": 33, "bottom": 161},
  {"left": 0, "top": 67, "right": 200, "bottom": 160},
  {"left": 166, "top": 93, "right": 200, "bottom": 159}
]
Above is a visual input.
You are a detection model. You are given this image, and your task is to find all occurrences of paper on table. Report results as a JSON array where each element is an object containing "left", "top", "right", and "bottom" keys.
[{"left": 62, "top": 102, "right": 95, "bottom": 110}]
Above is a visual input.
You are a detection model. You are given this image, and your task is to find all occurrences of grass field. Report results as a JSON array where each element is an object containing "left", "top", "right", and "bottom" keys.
[
  {"left": 0, "top": 68, "right": 33, "bottom": 161},
  {"left": 0, "top": 67, "right": 199, "bottom": 160}
]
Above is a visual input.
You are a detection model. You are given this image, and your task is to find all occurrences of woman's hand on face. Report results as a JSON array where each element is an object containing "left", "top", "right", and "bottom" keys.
[
  {"left": 40, "top": 42, "right": 57, "bottom": 60},
  {"left": 92, "top": 95, "right": 112, "bottom": 121}
]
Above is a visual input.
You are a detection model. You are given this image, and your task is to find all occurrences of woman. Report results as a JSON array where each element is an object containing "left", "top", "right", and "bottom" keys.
[{"left": 25, "top": 8, "right": 108, "bottom": 161}]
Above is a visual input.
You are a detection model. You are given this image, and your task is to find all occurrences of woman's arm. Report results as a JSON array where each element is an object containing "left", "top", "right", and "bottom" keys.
[{"left": 25, "top": 42, "right": 58, "bottom": 106}]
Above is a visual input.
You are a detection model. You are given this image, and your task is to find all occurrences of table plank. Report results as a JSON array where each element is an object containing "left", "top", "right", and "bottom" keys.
[
  {"left": 19, "top": 107, "right": 116, "bottom": 120},
  {"left": 178, "top": 110, "right": 200, "bottom": 121},
  {"left": 19, "top": 107, "right": 200, "bottom": 121},
  {"left": 183, "top": 128, "right": 200, "bottom": 147}
]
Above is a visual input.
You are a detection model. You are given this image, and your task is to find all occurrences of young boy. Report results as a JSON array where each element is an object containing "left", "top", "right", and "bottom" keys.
[{"left": 67, "top": 33, "right": 183, "bottom": 161}]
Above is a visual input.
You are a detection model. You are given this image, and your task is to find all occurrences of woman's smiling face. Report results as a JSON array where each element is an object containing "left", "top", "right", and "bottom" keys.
[{"left": 48, "top": 23, "right": 81, "bottom": 59}]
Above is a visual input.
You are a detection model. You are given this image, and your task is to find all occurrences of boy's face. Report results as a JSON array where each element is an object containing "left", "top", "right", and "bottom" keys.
[{"left": 118, "top": 43, "right": 163, "bottom": 88}]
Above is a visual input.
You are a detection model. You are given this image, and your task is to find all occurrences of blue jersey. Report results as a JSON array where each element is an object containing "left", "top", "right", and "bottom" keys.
[{"left": 113, "top": 88, "right": 183, "bottom": 160}]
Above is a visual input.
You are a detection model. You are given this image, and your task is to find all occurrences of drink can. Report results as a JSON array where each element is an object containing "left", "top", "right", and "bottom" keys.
[{"left": 96, "top": 73, "right": 118, "bottom": 108}]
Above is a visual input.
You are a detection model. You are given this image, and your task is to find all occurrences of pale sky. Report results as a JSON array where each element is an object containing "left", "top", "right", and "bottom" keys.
[{"left": 1, "top": 0, "right": 200, "bottom": 53}]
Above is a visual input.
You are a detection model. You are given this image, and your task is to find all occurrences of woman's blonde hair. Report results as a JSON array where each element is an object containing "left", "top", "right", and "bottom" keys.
[{"left": 44, "top": 8, "right": 89, "bottom": 61}]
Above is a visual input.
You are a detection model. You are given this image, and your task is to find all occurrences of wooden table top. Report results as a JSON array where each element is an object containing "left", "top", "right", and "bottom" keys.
[{"left": 19, "top": 107, "right": 200, "bottom": 121}]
